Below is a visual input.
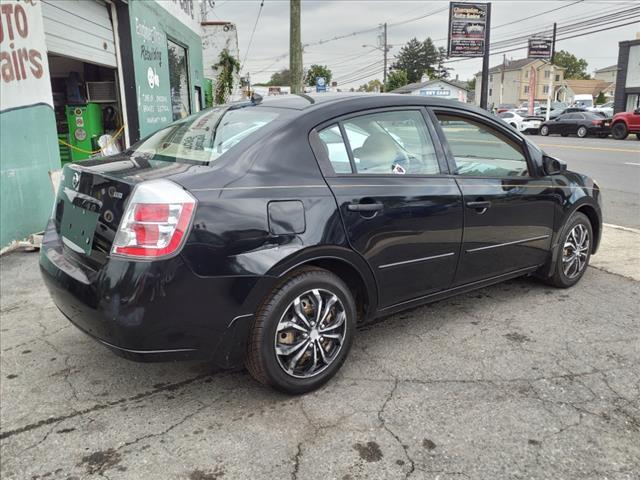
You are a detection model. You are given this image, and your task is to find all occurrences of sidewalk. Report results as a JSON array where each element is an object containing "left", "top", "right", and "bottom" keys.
[{"left": 590, "top": 224, "right": 640, "bottom": 281}]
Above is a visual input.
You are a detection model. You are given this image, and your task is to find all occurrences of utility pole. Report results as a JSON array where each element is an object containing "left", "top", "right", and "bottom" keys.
[
  {"left": 545, "top": 22, "right": 557, "bottom": 122},
  {"left": 479, "top": 3, "right": 492, "bottom": 110},
  {"left": 290, "top": 0, "right": 303, "bottom": 94},
  {"left": 383, "top": 22, "right": 388, "bottom": 91}
]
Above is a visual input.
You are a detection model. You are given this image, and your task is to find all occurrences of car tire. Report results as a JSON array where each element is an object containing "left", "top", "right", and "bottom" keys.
[
  {"left": 611, "top": 122, "right": 628, "bottom": 140},
  {"left": 246, "top": 267, "right": 356, "bottom": 394},
  {"left": 540, "top": 125, "right": 549, "bottom": 136},
  {"left": 636, "top": 133, "right": 640, "bottom": 140},
  {"left": 543, "top": 212, "right": 593, "bottom": 289},
  {"left": 577, "top": 126, "right": 588, "bottom": 138}
]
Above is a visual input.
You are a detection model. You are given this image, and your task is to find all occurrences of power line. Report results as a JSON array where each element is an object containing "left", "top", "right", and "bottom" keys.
[{"left": 241, "top": 0, "right": 265, "bottom": 71}]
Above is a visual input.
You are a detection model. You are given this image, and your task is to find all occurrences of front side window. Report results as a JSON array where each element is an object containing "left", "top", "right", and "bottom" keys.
[{"left": 436, "top": 113, "right": 529, "bottom": 177}]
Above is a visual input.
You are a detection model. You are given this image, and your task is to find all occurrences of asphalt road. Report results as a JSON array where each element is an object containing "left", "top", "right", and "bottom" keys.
[
  {"left": 1, "top": 248, "right": 639, "bottom": 480},
  {"left": 527, "top": 135, "right": 640, "bottom": 229}
]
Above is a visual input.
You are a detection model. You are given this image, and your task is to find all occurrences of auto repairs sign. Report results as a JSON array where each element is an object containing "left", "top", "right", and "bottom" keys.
[
  {"left": 0, "top": 0, "right": 53, "bottom": 112},
  {"left": 447, "top": 2, "right": 488, "bottom": 57}
]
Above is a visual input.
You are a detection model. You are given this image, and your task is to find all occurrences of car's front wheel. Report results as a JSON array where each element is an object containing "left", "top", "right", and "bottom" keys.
[
  {"left": 540, "top": 125, "right": 549, "bottom": 136},
  {"left": 544, "top": 212, "right": 593, "bottom": 288},
  {"left": 611, "top": 122, "right": 628, "bottom": 140},
  {"left": 246, "top": 267, "right": 356, "bottom": 394},
  {"left": 577, "top": 126, "right": 588, "bottom": 138}
]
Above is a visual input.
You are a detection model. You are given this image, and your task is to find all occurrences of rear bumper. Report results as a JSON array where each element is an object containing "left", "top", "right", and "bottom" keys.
[{"left": 39, "top": 220, "right": 263, "bottom": 366}]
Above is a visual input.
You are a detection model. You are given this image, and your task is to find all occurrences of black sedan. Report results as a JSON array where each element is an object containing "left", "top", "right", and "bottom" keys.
[
  {"left": 40, "top": 94, "right": 602, "bottom": 394},
  {"left": 540, "top": 111, "right": 611, "bottom": 138}
]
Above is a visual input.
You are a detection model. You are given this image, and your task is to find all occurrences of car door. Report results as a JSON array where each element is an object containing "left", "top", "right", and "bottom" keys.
[
  {"left": 310, "top": 108, "right": 463, "bottom": 308},
  {"left": 430, "top": 108, "right": 555, "bottom": 285}
]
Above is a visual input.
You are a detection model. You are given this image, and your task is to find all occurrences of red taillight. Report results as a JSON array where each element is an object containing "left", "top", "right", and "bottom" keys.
[
  {"left": 112, "top": 180, "right": 196, "bottom": 259},
  {"left": 592, "top": 119, "right": 603, "bottom": 126}
]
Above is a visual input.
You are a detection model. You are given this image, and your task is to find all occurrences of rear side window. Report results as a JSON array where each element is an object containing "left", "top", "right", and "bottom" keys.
[
  {"left": 318, "top": 110, "right": 440, "bottom": 175},
  {"left": 436, "top": 113, "right": 529, "bottom": 177},
  {"left": 318, "top": 125, "right": 352, "bottom": 173},
  {"left": 130, "top": 107, "right": 280, "bottom": 163}
]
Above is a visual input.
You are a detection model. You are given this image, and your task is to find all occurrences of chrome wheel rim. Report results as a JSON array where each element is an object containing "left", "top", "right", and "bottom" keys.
[
  {"left": 274, "top": 289, "right": 347, "bottom": 379},
  {"left": 562, "top": 223, "right": 590, "bottom": 279}
]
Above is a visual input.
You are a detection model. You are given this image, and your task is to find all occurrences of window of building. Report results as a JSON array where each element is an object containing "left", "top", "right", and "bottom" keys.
[
  {"left": 168, "top": 39, "right": 191, "bottom": 121},
  {"left": 543, "top": 85, "right": 549, "bottom": 94},
  {"left": 525, "top": 70, "right": 529, "bottom": 78},
  {"left": 490, "top": 74, "right": 493, "bottom": 82},
  {"left": 489, "top": 88, "right": 493, "bottom": 96},
  {"left": 524, "top": 85, "right": 529, "bottom": 93},
  {"left": 435, "top": 114, "right": 529, "bottom": 177},
  {"left": 544, "top": 70, "right": 550, "bottom": 78},
  {"left": 555, "top": 74, "right": 560, "bottom": 82}
]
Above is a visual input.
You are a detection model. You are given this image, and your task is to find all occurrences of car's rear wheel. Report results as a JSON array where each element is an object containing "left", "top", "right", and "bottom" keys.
[
  {"left": 611, "top": 122, "right": 628, "bottom": 140},
  {"left": 577, "top": 126, "right": 588, "bottom": 138},
  {"left": 544, "top": 212, "right": 592, "bottom": 288},
  {"left": 540, "top": 125, "right": 549, "bottom": 136},
  {"left": 246, "top": 267, "right": 356, "bottom": 394}
]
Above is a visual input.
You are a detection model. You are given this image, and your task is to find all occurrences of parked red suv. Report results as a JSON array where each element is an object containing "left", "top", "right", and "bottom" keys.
[{"left": 611, "top": 108, "right": 640, "bottom": 139}]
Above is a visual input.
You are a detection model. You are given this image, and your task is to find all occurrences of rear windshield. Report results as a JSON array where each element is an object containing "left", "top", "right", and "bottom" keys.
[{"left": 129, "top": 107, "right": 280, "bottom": 163}]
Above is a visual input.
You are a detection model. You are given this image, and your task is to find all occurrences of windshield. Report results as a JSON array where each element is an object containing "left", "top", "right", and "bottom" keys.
[{"left": 130, "top": 107, "right": 280, "bottom": 163}]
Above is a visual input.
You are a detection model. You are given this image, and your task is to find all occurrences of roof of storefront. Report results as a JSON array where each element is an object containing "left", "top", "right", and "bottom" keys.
[{"left": 391, "top": 79, "right": 469, "bottom": 94}]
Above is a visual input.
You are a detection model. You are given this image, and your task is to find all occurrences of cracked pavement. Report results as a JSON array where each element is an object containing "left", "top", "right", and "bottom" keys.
[{"left": 1, "top": 244, "right": 639, "bottom": 479}]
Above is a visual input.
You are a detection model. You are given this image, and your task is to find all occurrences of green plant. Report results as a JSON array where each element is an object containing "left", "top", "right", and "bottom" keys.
[
  {"left": 215, "top": 49, "right": 240, "bottom": 105},
  {"left": 595, "top": 91, "right": 606, "bottom": 105},
  {"left": 385, "top": 70, "right": 409, "bottom": 91},
  {"left": 304, "top": 65, "right": 332, "bottom": 87}
]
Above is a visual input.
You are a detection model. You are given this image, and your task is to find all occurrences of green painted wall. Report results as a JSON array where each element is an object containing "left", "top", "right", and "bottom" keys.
[
  {"left": 0, "top": 105, "right": 61, "bottom": 247},
  {"left": 129, "top": 1, "right": 204, "bottom": 138}
]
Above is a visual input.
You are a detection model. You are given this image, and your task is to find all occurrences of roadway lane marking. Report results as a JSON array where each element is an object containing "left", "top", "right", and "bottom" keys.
[
  {"left": 624, "top": 162, "right": 640, "bottom": 166},
  {"left": 537, "top": 143, "right": 640, "bottom": 153}
]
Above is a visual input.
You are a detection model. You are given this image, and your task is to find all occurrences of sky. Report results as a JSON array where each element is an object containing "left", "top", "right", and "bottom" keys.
[{"left": 209, "top": 0, "right": 640, "bottom": 89}]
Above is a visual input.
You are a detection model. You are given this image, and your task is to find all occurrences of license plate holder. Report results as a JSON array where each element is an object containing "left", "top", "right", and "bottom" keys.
[{"left": 61, "top": 204, "right": 99, "bottom": 255}]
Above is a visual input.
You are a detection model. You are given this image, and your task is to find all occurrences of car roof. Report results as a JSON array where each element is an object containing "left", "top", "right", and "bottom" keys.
[{"left": 236, "top": 92, "right": 470, "bottom": 112}]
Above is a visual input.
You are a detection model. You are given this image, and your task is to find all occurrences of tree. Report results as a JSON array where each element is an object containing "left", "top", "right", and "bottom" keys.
[
  {"left": 392, "top": 37, "right": 441, "bottom": 83},
  {"left": 214, "top": 49, "right": 240, "bottom": 105},
  {"left": 467, "top": 77, "right": 476, "bottom": 91},
  {"left": 358, "top": 79, "right": 383, "bottom": 92},
  {"left": 268, "top": 69, "right": 291, "bottom": 86},
  {"left": 385, "top": 70, "right": 408, "bottom": 91},
  {"left": 432, "top": 47, "right": 452, "bottom": 80},
  {"left": 595, "top": 91, "right": 606, "bottom": 105},
  {"left": 553, "top": 50, "right": 591, "bottom": 79},
  {"left": 304, "top": 64, "right": 332, "bottom": 87}
]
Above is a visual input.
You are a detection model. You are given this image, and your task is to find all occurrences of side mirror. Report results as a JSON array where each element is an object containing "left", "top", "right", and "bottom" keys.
[
  {"left": 634, "top": 108, "right": 640, "bottom": 115},
  {"left": 543, "top": 155, "right": 567, "bottom": 175}
]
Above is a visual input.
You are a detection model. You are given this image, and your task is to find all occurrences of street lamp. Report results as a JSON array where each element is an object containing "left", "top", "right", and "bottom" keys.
[{"left": 361, "top": 23, "right": 392, "bottom": 90}]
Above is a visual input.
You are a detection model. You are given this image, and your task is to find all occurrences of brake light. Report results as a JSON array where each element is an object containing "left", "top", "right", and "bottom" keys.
[
  {"left": 112, "top": 180, "right": 196, "bottom": 258},
  {"left": 592, "top": 119, "right": 603, "bottom": 126}
]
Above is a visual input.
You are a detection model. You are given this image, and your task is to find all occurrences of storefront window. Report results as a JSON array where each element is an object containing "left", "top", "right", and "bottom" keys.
[{"left": 167, "top": 39, "right": 191, "bottom": 121}]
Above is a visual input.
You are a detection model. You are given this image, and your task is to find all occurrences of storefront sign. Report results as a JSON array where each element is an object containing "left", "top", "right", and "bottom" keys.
[
  {"left": 0, "top": 0, "right": 53, "bottom": 112},
  {"left": 528, "top": 38, "right": 552, "bottom": 59},
  {"left": 447, "top": 2, "right": 488, "bottom": 57},
  {"left": 420, "top": 89, "right": 452, "bottom": 96}
]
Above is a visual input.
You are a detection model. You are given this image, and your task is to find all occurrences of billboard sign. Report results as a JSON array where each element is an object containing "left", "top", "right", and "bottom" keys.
[
  {"left": 420, "top": 89, "right": 452, "bottom": 97},
  {"left": 528, "top": 38, "right": 552, "bottom": 59},
  {"left": 447, "top": 2, "right": 488, "bottom": 57}
]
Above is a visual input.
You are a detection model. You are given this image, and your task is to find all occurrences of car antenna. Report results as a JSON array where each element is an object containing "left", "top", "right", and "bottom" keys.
[{"left": 251, "top": 92, "right": 263, "bottom": 105}]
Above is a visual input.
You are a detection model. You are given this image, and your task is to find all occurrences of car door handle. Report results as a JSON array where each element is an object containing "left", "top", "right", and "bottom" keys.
[
  {"left": 466, "top": 201, "right": 491, "bottom": 209},
  {"left": 347, "top": 202, "right": 384, "bottom": 212}
]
